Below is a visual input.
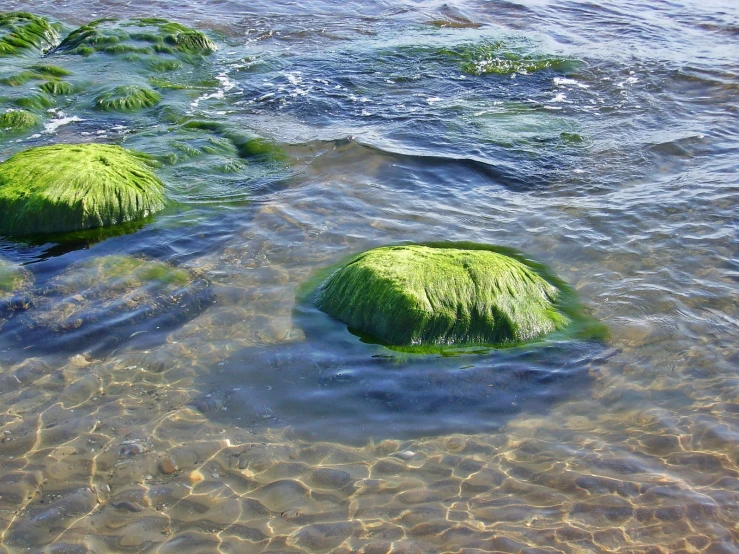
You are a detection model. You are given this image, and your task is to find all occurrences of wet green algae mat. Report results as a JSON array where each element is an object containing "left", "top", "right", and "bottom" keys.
[
  {"left": 0, "top": 144, "right": 165, "bottom": 235},
  {"left": 314, "top": 243, "right": 603, "bottom": 351}
]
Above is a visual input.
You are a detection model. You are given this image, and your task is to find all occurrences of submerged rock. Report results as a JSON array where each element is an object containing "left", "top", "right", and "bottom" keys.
[
  {"left": 456, "top": 41, "right": 576, "bottom": 76},
  {"left": 54, "top": 17, "right": 216, "bottom": 58},
  {"left": 0, "top": 143, "right": 166, "bottom": 236},
  {"left": 15, "top": 255, "right": 214, "bottom": 354},
  {"left": 0, "top": 12, "right": 59, "bottom": 57},
  {"left": 315, "top": 244, "right": 578, "bottom": 348},
  {"left": 0, "top": 109, "right": 41, "bottom": 133},
  {"left": 0, "top": 257, "right": 32, "bottom": 327},
  {"left": 94, "top": 85, "right": 161, "bottom": 111}
]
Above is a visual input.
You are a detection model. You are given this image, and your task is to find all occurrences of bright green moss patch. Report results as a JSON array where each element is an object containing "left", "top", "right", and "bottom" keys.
[
  {"left": 55, "top": 17, "right": 216, "bottom": 59},
  {"left": 0, "top": 143, "right": 166, "bottom": 235},
  {"left": 0, "top": 109, "right": 41, "bottom": 133},
  {"left": 0, "top": 71, "right": 38, "bottom": 86},
  {"left": 30, "top": 64, "right": 72, "bottom": 77},
  {"left": 94, "top": 85, "right": 161, "bottom": 111},
  {"left": 315, "top": 244, "right": 588, "bottom": 349},
  {"left": 0, "top": 12, "right": 59, "bottom": 57},
  {"left": 58, "top": 255, "right": 191, "bottom": 291},
  {"left": 40, "top": 80, "right": 75, "bottom": 96}
]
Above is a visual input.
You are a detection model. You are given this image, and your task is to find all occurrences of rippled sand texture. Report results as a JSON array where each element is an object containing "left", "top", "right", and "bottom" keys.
[
  {"left": 0, "top": 347, "right": 738, "bottom": 553},
  {"left": 2, "top": 0, "right": 739, "bottom": 552}
]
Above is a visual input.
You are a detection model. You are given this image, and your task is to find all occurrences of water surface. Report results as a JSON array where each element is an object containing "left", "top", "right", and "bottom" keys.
[{"left": 1, "top": 0, "right": 738, "bottom": 552}]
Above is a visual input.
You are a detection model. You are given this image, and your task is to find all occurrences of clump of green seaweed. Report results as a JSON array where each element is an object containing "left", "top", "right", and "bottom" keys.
[
  {"left": 94, "top": 84, "right": 161, "bottom": 111},
  {"left": 0, "top": 143, "right": 166, "bottom": 235},
  {"left": 39, "top": 80, "right": 75, "bottom": 96},
  {"left": 315, "top": 243, "right": 602, "bottom": 350},
  {"left": 0, "top": 109, "right": 41, "bottom": 133},
  {"left": 456, "top": 41, "right": 576, "bottom": 76},
  {"left": 0, "top": 12, "right": 60, "bottom": 57},
  {"left": 54, "top": 17, "right": 216, "bottom": 59}
]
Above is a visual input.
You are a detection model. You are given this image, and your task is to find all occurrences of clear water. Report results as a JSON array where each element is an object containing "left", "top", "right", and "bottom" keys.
[{"left": 0, "top": 0, "right": 738, "bottom": 552}]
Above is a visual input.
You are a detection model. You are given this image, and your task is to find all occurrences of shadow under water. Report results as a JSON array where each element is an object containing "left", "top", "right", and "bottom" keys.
[{"left": 198, "top": 305, "right": 614, "bottom": 443}]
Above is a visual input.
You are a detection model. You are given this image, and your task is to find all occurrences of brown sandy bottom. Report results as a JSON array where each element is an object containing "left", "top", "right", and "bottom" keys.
[{"left": 0, "top": 339, "right": 737, "bottom": 554}]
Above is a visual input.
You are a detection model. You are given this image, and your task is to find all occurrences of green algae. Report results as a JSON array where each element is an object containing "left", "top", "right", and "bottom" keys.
[
  {"left": 20, "top": 254, "right": 214, "bottom": 354},
  {"left": 457, "top": 42, "right": 577, "bottom": 76},
  {"left": 55, "top": 17, "right": 216, "bottom": 59},
  {"left": 60, "top": 255, "right": 191, "bottom": 290},
  {"left": 39, "top": 80, "right": 75, "bottom": 96},
  {"left": 147, "top": 59, "right": 183, "bottom": 72},
  {"left": 0, "top": 143, "right": 166, "bottom": 236},
  {"left": 0, "top": 257, "right": 29, "bottom": 296},
  {"left": 13, "top": 93, "right": 55, "bottom": 109},
  {"left": 0, "top": 109, "right": 40, "bottom": 133},
  {"left": 0, "top": 12, "right": 59, "bottom": 57},
  {"left": 0, "top": 71, "right": 37, "bottom": 86},
  {"left": 181, "top": 120, "right": 286, "bottom": 162},
  {"left": 315, "top": 243, "right": 598, "bottom": 349},
  {"left": 29, "top": 64, "right": 72, "bottom": 77},
  {"left": 94, "top": 85, "right": 161, "bottom": 111}
]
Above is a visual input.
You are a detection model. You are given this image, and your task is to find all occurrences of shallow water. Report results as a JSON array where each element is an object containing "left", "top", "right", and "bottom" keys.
[{"left": 1, "top": 0, "right": 738, "bottom": 552}]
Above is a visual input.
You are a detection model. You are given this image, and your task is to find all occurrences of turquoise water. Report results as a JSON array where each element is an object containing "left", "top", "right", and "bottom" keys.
[{"left": 0, "top": 1, "right": 737, "bottom": 552}]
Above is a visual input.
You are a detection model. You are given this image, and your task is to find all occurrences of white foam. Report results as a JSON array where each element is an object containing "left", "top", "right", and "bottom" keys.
[{"left": 553, "top": 77, "right": 590, "bottom": 89}]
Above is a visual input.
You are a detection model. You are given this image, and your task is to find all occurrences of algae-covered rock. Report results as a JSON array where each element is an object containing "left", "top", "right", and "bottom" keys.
[
  {"left": 0, "top": 109, "right": 41, "bottom": 133},
  {"left": 39, "top": 80, "right": 75, "bottom": 96},
  {"left": 0, "top": 257, "right": 32, "bottom": 326},
  {"left": 458, "top": 42, "right": 575, "bottom": 76},
  {"left": 55, "top": 17, "right": 216, "bottom": 58},
  {"left": 0, "top": 143, "right": 166, "bottom": 236},
  {"left": 94, "top": 85, "right": 160, "bottom": 111},
  {"left": 315, "top": 244, "right": 575, "bottom": 348},
  {"left": 0, "top": 12, "right": 59, "bottom": 57},
  {"left": 17, "top": 255, "right": 213, "bottom": 354},
  {"left": 12, "top": 93, "right": 55, "bottom": 110}
]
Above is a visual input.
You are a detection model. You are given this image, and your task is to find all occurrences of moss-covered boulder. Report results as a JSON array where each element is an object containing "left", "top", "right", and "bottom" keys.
[
  {"left": 0, "top": 109, "right": 41, "bottom": 133},
  {"left": 0, "top": 12, "right": 59, "bottom": 57},
  {"left": 17, "top": 255, "right": 213, "bottom": 354},
  {"left": 94, "top": 85, "right": 160, "bottom": 111},
  {"left": 0, "top": 143, "right": 166, "bottom": 236},
  {"left": 39, "top": 80, "right": 75, "bottom": 96},
  {"left": 54, "top": 17, "right": 216, "bottom": 58},
  {"left": 315, "top": 244, "right": 578, "bottom": 348}
]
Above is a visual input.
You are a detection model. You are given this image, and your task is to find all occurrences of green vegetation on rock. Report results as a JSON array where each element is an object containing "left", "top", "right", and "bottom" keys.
[
  {"left": 0, "top": 143, "right": 166, "bottom": 235},
  {"left": 0, "top": 257, "right": 28, "bottom": 296},
  {"left": 94, "top": 85, "right": 161, "bottom": 111},
  {"left": 0, "top": 12, "right": 59, "bottom": 57},
  {"left": 0, "top": 109, "right": 41, "bottom": 133},
  {"left": 315, "top": 244, "right": 581, "bottom": 348},
  {"left": 0, "top": 71, "right": 37, "bottom": 86},
  {"left": 457, "top": 42, "right": 575, "bottom": 76},
  {"left": 13, "top": 93, "right": 55, "bottom": 109},
  {"left": 29, "top": 64, "right": 72, "bottom": 77},
  {"left": 55, "top": 17, "right": 216, "bottom": 59},
  {"left": 58, "top": 255, "right": 191, "bottom": 291},
  {"left": 40, "top": 80, "right": 75, "bottom": 96}
]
